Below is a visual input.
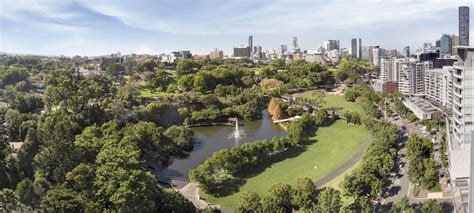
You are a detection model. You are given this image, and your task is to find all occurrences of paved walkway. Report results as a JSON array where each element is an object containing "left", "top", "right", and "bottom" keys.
[
  {"left": 315, "top": 134, "right": 372, "bottom": 187},
  {"left": 178, "top": 182, "right": 214, "bottom": 209}
]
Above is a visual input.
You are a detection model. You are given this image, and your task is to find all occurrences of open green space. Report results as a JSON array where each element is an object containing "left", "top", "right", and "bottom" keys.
[
  {"left": 201, "top": 120, "right": 368, "bottom": 209},
  {"left": 302, "top": 93, "right": 366, "bottom": 117}
]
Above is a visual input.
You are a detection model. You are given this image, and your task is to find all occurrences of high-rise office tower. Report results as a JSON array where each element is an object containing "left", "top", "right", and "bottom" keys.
[
  {"left": 403, "top": 46, "right": 410, "bottom": 58},
  {"left": 323, "top": 40, "right": 340, "bottom": 51},
  {"left": 459, "top": 6, "right": 470, "bottom": 46},
  {"left": 441, "top": 34, "right": 454, "bottom": 55},
  {"left": 248, "top": 35, "right": 253, "bottom": 54},
  {"left": 292, "top": 37, "right": 300, "bottom": 52},
  {"left": 372, "top": 46, "right": 380, "bottom": 66},
  {"left": 278, "top": 44, "right": 288, "bottom": 55},
  {"left": 351, "top": 38, "right": 362, "bottom": 58}
]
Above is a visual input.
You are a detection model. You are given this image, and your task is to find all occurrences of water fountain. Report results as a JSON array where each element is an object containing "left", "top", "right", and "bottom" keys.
[{"left": 234, "top": 118, "right": 240, "bottom": 138}]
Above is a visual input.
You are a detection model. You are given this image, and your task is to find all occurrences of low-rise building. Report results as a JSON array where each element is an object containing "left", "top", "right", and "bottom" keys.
[
  {"left": 402, "top": 97, "right": 442, "bottom": 120},
  {"left": 372, "top": 79, "right": 398, "bottom": 93}
]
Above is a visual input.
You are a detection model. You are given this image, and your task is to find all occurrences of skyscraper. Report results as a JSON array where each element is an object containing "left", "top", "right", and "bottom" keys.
[
  {"left": 351, "top": 38, "right": 362, "bottom": 58},
  {"left": 372, "top": 46, "right": 380, "bottom": 66},
  {"left": 440, "top": 34, "right": 454, "bottom": 55},
  {"left": 459, "top": 6, "right": 470, "bottom": 46},
  {"left": 292, "top": 37, "right": 300, "bottom": 52},
  {"left": 403, "top": 46, "right": 410, "bottom": 58},
  {"left": 248, "top": 35, "right": 253, "bottom": 54}
]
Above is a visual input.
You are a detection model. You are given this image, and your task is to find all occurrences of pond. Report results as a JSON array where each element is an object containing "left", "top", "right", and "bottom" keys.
[{"left": 163, "top": 110, "right": 287, "bottom": 184}]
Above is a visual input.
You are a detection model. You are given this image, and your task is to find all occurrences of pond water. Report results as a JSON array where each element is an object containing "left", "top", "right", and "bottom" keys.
[{"left": 163, "top": 110, "right": 287, "bottom": 182}]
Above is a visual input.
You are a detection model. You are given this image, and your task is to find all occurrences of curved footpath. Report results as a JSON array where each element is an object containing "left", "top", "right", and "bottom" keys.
[{"left": 314, "top": 134, "right": 372, "bottom": 187}]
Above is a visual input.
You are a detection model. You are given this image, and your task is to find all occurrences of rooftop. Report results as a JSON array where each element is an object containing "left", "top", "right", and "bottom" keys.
[
  {"left": 404, "top": 97, "right": 439, "bottom": 113},
  {"left": 8, "top": 142, "right": 24, "bottom": 151}
]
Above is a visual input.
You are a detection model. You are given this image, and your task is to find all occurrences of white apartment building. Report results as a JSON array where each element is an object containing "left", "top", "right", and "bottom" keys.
[
  {"left": 445, "top": 46, "right": 474, "bottom": 213},
  {"left": 425, "top": 68, "right": 446, "bottom": 105},
  {"left": 397, "top": 60, "right": 432, "bottom": 95},
  {"left": 424, "top": 66, "right": 454, "bottom": 109},
  {"left": 398, "top": 60, "right": 416, "bottom": 94},
  {"left": 380, "top": 57, "right": 395, "bottom": 83}
]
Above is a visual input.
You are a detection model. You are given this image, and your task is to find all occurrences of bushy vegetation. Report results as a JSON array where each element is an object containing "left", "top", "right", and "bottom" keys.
[
  {"left": 406, "top": 134, "right": 439, "bottom": 190},
  {"left": 341, "top": 121, "right": 399, "bottom": 210},
  {"left": 237, "top": 178, "right": 342, "bottom": 212}
]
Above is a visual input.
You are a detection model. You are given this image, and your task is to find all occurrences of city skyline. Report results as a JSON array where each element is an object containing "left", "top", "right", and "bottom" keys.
[{"left": 0, "top": 0, "right": 472, "bottom": 56}]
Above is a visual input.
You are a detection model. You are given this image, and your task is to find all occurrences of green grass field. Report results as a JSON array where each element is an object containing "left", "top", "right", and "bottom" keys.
[
  {"left": 201, "top": 120, "right": 368, "bottom": 209},
  {"left": 301, "top": 94, "right": 366, "bottom": 117}
]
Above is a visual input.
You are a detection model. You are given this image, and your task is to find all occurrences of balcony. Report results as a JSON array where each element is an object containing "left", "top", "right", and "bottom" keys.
[
  {"left": 454, "top": 62, "right": 464, "bottom": 69},
  {"left": 454, "top": 81, "right": 462, "bottom": 89},
  {"left": 453, "top": 71, "right": 463, "bottom": 79},
  {"left": 454, "top": 114, "right": 463, "bottom": 125}
]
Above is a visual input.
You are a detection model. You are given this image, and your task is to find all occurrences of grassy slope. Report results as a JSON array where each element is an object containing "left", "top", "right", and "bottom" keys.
[
  {"left": 201, "top": 120, "right": 368, "bottom": 208},
  {"left": 318, "top": 94, "right": 366, "bottom": 116}
]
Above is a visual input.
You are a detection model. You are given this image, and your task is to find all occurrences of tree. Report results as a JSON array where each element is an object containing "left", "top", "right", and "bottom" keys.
[
  {"left": 315, "top": 187, "right": 342, "bottom": 213},
  {"left": 287, "top": 113, "right": 317, "bottom": 145},
  {"left": 106, "top": 63, "right": 124, "bottom": 76},
  {"left": 194, "top": 72, "right": 216, "bottom": 93},
  {"left": 94, "top": 139, "right": 159, "bottom": 211},
  {"left": 164, "top": 126, "right": 194, "bottom": 151},
  {"left": 176, "top": 59, "right": 200, "bottom": 76},
  {"left": 16, "top": 128, "right": 40, "bottom": 179},
  {"left": 421, "top": 200, "right": 442, "bottom": 213},
  {"left": 344, "top": 87, "right": 359, "bottom": 102},
  {"left": 4, "top": 109, "right": 21, "bottom": 140},
  {"left": 237, "top": 191, "right": 262, "bottom": 213},
  {"left": 0, "top": 188, "right": 18, "bottom": 211},
  {"left": 262, "top": 183, "right": 293, "bottom": 212},
  {"left": 292, "top": 178, "right": 316, "bottom": 210},
  {"left": 15, "top": 178, "right": 39, "bottom": 208},
  {"left": 0, "top": 65, "right": 29, "bottom": 87},
  {"left": 391, "top": 196, "right": 414, "bottom": 213},
  {"left": 157, "top": 188, "right": 196, "bottom": 213},
  {"left": 40, "top": 186, "right": 84, "bottom": 212},
  {"left": 269, "top": 58, "right": 286, "bottom": 70}
]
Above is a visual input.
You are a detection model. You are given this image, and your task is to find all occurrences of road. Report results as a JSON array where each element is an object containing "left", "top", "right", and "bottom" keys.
[{"left": 377, "top": 111, "right": 411, "bottom": 211}]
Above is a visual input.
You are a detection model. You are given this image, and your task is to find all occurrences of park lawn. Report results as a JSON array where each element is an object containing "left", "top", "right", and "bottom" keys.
[
  {"left": 135, "top": 88, "right": 172, "bottom": 98},
  {"left": 201, "top": 120, "right": 368, "bottom": 209},
  {"left": 302, "top": 94, "right": 366, "bottom": 117}
]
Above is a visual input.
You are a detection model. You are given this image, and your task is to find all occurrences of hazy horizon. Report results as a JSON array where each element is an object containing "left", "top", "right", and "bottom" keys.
[{"left": 0, "top": 0, "right": 472, "bottom": 56}]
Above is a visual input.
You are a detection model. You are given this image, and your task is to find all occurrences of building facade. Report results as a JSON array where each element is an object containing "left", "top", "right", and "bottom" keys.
[
  {"left": 351, "top": 38, "right": 362, "bottom": 58},
  {"left": 446, "top": 47, "right": 474, "bottom": 213},
  {"left": 441, "top": 34, "right": 454, "bottom": 55},
  {"left": 233, "top": 46, "right": 250, "bottom": 58},
  {"left": 459, "top": 6, "right": 470, "bottom": 46},
  {"left": 210, "top": 48, "right": 224, "bottom": 59}
]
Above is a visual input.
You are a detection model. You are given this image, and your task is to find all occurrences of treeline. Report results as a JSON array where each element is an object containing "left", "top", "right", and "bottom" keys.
[
  {"left": 237, "top": 178, "right": 342, "bottom": 213},
  {"left": 406, "top": 134, "right": 439, "bottom": 191},
  {"left": 341, "top": 121, "right": 399, "bottom": 211},
  {"left": 189, "top": 113, "right": 328, "bottom": 195}
]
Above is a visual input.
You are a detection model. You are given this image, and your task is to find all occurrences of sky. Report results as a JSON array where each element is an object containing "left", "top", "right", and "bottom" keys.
[{"left": 0, "top": 0, "right": 472, "bottom": 56}]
